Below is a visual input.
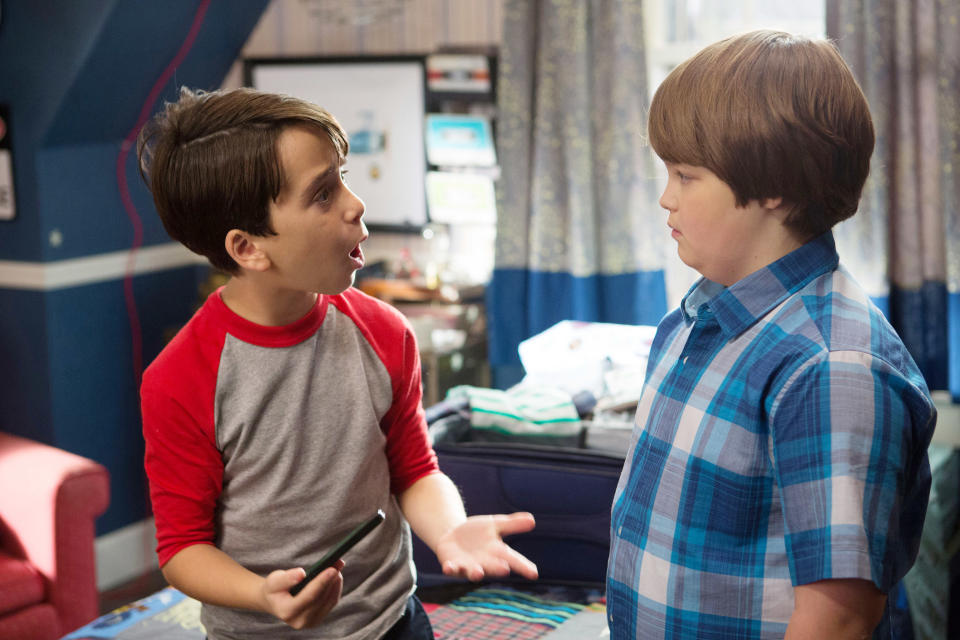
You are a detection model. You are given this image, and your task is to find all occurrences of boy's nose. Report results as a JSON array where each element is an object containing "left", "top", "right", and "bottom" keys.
[
  {"left": 659, "top": 189, "right": 676, "bottom": 212},
  {"left": 345, "top": 188, "right": 365, "bottom": 221}
]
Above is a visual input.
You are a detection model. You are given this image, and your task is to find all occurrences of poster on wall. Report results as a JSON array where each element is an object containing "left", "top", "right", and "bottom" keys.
[
  {"left": 425, "top": 114, "right": 496, "bottom": 167},
  {"left": 0, "top": 104, "right": 15, "bottom": 221},
  {"left": 246, "top": 57, "right": 428, "bottom": 229}
]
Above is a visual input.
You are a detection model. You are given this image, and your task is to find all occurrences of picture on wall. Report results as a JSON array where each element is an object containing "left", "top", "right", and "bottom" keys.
[
  {"left": 245, "top": 56, "right": 428, "bottom": 229},
  {"left": 425, "top": 114, "right": 496, "bottom": 167}
]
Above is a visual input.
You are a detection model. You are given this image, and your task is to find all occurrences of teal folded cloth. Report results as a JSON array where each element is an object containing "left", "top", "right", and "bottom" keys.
[{"left": 445, "top": 385, "right": 581, "bottom": 440}]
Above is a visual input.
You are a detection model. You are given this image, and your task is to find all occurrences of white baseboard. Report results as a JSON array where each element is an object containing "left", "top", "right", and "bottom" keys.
[{"left": 95, "top": 518, "right": 158, "bottom": 591}]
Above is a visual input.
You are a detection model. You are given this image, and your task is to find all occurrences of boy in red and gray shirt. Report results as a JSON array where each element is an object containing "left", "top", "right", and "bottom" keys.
[{"left": 137, "top": 87, "right": 537, "bottom": 640}]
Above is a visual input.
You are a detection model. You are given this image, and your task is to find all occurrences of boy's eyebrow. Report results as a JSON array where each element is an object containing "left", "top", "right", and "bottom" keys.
[{"left": 298, "top": 165, "right": 337, "bottom": 206}]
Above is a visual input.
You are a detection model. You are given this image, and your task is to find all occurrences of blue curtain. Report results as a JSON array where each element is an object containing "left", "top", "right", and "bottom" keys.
[
  {"left": 489, "top": 0, "right": 667, "bottom": 387},
  {"left": 828, "top": 0, "right": 960, "bottom": 400}
]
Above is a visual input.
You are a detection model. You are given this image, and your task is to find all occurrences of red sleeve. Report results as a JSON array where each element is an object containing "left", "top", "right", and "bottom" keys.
[
  {"left": 141, "top": 321, "right": 224, "bottom": 567},
  {"left": 332, "top": 290, "right": 439, "bottom": 493}
]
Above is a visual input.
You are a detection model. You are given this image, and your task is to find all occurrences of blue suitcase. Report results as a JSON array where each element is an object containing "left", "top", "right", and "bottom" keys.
[{"left": 412, "top": 411, "right": 626, "bottom": 587}]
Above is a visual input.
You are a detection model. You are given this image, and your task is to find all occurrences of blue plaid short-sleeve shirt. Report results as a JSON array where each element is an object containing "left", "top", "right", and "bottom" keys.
[{"left": 607, "top": 232, "right": 937, "bottom": 639}]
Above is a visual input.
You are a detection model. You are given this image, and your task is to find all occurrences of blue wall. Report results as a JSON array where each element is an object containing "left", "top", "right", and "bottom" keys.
[{"left": 0, "top": 0, "right": 269, "bottom": 535}]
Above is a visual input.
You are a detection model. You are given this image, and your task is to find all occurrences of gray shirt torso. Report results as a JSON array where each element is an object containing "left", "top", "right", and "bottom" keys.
[{"left": 200, "top": 303, "right": 414, "bottom": 639}]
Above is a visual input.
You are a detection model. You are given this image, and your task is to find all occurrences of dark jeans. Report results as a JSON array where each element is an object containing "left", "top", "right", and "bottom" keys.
[{"left": 381, "top": 594, "right": 433, "bottom": 640}]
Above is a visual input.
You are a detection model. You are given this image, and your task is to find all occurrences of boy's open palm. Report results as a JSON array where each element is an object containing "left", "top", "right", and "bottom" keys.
[
  {"left": 263, "top": 561, "right": 344, "bottom": 629},
  {"left": 436, "top": 512, "right": 539, "bottom": 582}
]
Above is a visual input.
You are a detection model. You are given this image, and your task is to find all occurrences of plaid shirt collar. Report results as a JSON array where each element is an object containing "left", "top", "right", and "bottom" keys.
[{"left": 681, "top": 231, "right": 840, "bottom": 339}]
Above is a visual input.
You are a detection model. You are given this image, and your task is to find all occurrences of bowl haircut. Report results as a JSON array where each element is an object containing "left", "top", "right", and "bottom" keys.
[{"left": 648, "top": 30, "right": 875, "bottom": 239}]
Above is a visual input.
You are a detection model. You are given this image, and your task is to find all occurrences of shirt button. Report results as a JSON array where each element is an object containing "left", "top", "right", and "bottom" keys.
[
  {"left": 618, "top": 526, "right": 622, "bottom": 535},
  {"left": 681, "top": 356, "right": 688, "bottom": 364}
]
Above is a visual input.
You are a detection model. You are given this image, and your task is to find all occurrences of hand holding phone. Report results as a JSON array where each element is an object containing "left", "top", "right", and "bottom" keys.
[{"left": 289, "top": 509, "right": 385, "bottom": 596}]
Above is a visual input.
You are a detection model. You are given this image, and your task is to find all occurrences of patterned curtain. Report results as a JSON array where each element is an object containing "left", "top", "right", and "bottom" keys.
[
  {"left": 488, "top": 0, "right": 667, "bottom": 387},
  {"left": 827, "top": 0, "right": 960, "bottom": 400}
]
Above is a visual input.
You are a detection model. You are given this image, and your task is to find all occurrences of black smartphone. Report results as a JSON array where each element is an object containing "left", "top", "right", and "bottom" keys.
[{"left": 288, "top": 509, "right": 386, "bottom": 596}]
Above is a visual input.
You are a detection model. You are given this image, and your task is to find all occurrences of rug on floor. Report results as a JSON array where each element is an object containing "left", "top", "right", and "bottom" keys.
[
  {"left": 63, "top": 584, "right": 607, "bottom": 639},
  {"left": 426, "top": 585, "right": 607, "bottom": 640}
]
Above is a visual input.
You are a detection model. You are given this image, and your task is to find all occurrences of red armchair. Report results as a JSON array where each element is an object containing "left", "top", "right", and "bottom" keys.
[{"left": 0, "top": 432, "right": 110, "bottom": 640}]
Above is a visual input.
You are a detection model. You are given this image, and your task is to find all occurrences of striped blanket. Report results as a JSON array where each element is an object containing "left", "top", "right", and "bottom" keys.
[
  {"left": 426, "top": 586, "right": 606, "bottom": 640},
  {"left": 64, "top": 585, "right": 606, "bottom": 639}
]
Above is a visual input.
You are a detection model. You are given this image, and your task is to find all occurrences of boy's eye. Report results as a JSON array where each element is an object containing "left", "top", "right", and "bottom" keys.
[
  {"left": 676, "top": 171, "right": 691, "bottom": 183},
  {"left": 313, "top": 187, "right": 331, "bottom": 203}
]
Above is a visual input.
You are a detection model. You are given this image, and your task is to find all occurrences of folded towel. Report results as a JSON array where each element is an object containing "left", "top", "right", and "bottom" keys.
[{"left": 445, "top": 385, "right": 582, "bottom": 440}]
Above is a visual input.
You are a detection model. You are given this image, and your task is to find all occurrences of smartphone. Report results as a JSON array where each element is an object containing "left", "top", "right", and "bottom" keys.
[{"left": 289, "top": 509, "right": 386, "bottom": 596}]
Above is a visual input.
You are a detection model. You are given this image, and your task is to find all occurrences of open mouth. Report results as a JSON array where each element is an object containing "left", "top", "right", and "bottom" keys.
[{"left": 349, "top": 244, "right": 365, "bottom": 268}]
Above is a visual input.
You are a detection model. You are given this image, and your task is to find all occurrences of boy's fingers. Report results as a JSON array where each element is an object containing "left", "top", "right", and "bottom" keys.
[
  {"left": 481, "top": 557, "right": 512, "bottom": 577},
  {"left": 503, "top": 547, "right": 539, "bottom": 580},
  {"left": 443, "top": 559, "right": 485, "bottom": 582},
  {"left": 266, "top": 567, "right": 306, "bottom": 593},
  {"left": 464, "top": 563, "right": 485, "bottom": 581},
  {"left": 292, "top": 565, "right": 344, "bottom": 599},
  {"left": 494, "top": 512, "right": 536, "bottom": 536},
  {"left": 318, "top": 569, "right": 343, "bottom": 601},
  {"left": 289, "top": 567, "right": 307, "bottom": 584}
]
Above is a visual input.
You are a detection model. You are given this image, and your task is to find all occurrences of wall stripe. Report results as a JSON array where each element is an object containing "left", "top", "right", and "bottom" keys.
[{"left": 0, "top": 242, "right": 206, "bottom": 291}]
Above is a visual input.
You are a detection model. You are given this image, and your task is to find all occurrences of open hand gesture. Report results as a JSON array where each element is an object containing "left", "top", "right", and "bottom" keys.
[{"left": 435, "top": 512, "right": 538, "bottom": 582}]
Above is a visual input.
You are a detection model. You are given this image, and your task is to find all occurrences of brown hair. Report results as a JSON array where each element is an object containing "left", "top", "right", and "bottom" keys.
[
  {"left": 648, "top": 30, "right": 875, "bottom": 238},
  {"left": 137, "top": 87, "right": 349, "bottom": 273}
]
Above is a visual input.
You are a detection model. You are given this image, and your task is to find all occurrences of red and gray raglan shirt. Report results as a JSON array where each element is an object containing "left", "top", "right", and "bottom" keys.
[{"left": 140, "top": 286, "right": 440, "bottom": 639}]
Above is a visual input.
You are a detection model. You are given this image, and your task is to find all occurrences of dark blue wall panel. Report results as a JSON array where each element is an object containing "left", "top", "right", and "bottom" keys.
[
  {"left": 46, "top": 1, "right": 259, "bottom": 146},
  {"left": 0, "top": 0, "right": 116, "bottom": 261},
  {"left": 46, "top": 265, "right": 209, "bottom": 535},
  {"left": 36, "top": 143, "right": 171, "bottom": 261},
  {"left": 0, "top": 0, "right": 269, "bottom": 535},
  {"left": 0, "top": 288, "right": 54, "bottom": 442}
]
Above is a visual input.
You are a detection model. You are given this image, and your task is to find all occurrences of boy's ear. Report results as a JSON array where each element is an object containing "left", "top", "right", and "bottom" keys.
[
  {"left": 761, "top": 196, "right": 784, "bottom": 211},
  {"left": 225, "top": 229, "right": 271, "bottom": 272}
]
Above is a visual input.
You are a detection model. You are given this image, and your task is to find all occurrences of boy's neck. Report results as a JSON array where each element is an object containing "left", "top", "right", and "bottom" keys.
[
  {"left": 220, "top": 276, "right": 318, "bottom": 327},
  {"left": 709, "top": 210, "right": 811, "bottom": 287}
]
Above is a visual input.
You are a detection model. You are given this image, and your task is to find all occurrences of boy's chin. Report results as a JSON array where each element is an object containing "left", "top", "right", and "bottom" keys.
[{"left": 317, "top": 276, "right": 357, "bottom": 296}]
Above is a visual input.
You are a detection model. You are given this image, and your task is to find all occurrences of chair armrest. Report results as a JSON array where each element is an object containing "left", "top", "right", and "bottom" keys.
[{"left": 0, "top": 432, "right": 110, "bottom": 633}]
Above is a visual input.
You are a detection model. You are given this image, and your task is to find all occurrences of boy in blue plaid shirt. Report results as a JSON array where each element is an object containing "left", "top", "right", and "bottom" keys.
[{"left": 607, "top": 30, "right": 937, "bottom": 639}]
